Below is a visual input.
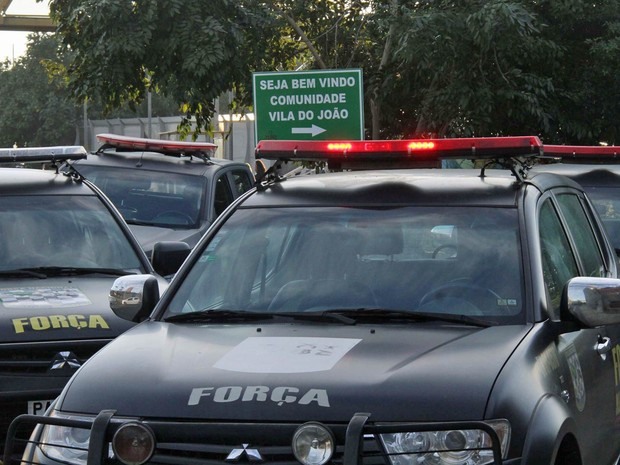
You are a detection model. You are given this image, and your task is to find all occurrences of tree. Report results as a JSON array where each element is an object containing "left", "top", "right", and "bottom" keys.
[
  {"left": 385, "top": 0, "right": 620, "bottom": 143},
  {"left": 0, "top": 33, "right": 181, "bottom": 147},
  {"left": 44, "top": 0, "right": 620, "bottom": 144},
  {"left": 0, "top": 34, "right": 79, "bottom": 147},
  {"left": 538, "top": 0, "right": 620, "bottom": 144},
  {"left": 47, "top": 0, "right": 281, "bottom": 138}
]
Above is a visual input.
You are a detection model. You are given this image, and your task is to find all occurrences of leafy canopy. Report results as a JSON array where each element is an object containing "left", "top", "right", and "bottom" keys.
[
  {"left": 48, "top": 0, "right": 278, "bottom": 138},
  {"left": 35, "top": 0, "right": 620, "bottom": 144}
]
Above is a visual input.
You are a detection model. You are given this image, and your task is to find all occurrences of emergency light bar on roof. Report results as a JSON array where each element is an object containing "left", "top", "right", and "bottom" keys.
[
  {"left": 255, "top": 137, "right": 543, "bottom": 163},
  {"left": 0, "top": 146, "right": 87, "bottom": 163},
  {"left": 544, "top": 144, "right": 620, "bottom": 162},
  {"left": 97, "top": 133, "right": 217, "bottom": 156}
]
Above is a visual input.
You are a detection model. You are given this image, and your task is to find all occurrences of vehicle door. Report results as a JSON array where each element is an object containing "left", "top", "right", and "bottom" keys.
[
  {"left": 538, "top": 189, "right": 620, "bottom": 464},
  {"left": 212, "top": 168, "right": 254, "bottom": 221},
  {"left": 228, "top": 168, "right": 254, "bottom": 198}
]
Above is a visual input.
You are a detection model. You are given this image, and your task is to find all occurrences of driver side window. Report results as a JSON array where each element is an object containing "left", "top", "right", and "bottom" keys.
[
  {"left": 555, "top": 194, "right": 606, "bottom": 277},
  {"left": 539, "top": 199, "right": 579, "bottom": 315},
  {"left": 214, "top": 176, "right": 234, "bottom": 217}
]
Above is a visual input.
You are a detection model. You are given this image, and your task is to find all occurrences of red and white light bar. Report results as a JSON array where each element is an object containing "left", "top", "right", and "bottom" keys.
[
  {"left": 255, "top": 137, "right": 542, "bottom": 163},
  {"left": 0, "top": 146, "right": 87, "bottom": 163},
  {"left": 544, "top": 144, "right": 620, "bottom": 162},
  {"left": 97, "top": 133, "right": 217, "bottom": 155}
]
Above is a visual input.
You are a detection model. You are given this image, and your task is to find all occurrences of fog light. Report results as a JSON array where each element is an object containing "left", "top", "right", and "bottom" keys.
[
  {"left": 292, "top": 422, "right": 335, "bottom": 465},
  {"left": 112, "top": 422, "right": 155, "bottom": 465}
]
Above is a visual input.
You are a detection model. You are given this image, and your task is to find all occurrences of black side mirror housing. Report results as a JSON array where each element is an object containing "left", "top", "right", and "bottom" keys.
[{"left": 151, "top": 241, "right": 191, "bottom": 277}]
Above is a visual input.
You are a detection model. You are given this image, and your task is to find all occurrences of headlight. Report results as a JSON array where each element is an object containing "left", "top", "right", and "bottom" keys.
[
  {"left": 292, "top": 422, "right": 335, "bottom": 465},
  {"left": 39, "top": 411, "right": 94, "bottom": 465},
  {"left": 379, "top": 419, "right": 510, "bottom": 465},
  {"left": 38, "top": 410, "right": 131, "bottom": 465},
  {"left": 112, "top": 422, "right": 155, "bottom": 465}
]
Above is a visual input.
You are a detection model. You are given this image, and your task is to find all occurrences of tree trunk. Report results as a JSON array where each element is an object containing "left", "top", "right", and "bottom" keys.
[
  {"left": 280, "top": 10, "right": 328, "bottom": 70},
  {"left": 370, "top": 0, "right": 398, "bottom": 139}
]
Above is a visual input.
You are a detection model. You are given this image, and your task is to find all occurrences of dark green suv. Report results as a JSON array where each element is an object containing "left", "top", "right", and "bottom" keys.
[
  {"left": 6, "top": 137, "right": 620, "bottom": 465},
  {"left": 0, "top": 146, "right": 174, "bottom": 457},
  {"left": 70, "top": 134, "right": 255, "bottom": 256}
]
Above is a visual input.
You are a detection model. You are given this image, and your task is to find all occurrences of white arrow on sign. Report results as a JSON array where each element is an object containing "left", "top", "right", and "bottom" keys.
[{"left": 291, "top": 125, "right": 326, "bottom": 137}]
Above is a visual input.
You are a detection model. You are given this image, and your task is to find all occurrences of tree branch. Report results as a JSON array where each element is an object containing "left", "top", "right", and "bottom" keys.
[{"left": 280, "top": 9, "right": 328, "bottom": 69}]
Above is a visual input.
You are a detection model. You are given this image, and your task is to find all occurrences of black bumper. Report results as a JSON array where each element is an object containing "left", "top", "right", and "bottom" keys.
[{"left": 4, "top": 412, "right": 505, "bottom": 465}]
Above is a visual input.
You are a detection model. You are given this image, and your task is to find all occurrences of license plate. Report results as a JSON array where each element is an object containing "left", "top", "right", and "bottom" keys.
[{"left": 28, "top": 400, "right": 53, "bottom": 415}]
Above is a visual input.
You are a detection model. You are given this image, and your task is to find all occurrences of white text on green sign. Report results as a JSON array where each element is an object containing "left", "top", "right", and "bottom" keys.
[{"left": 253, "top": 69, "right": 364, "bottom": 141}]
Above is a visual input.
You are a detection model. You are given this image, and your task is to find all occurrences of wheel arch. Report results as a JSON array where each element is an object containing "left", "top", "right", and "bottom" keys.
[{"left": 519, "top": 393, "right": 581, "bottom": 465}]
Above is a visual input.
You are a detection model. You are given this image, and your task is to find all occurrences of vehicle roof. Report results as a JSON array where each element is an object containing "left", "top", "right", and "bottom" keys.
[
  {"left": 531, "top": 163, "right": 620, "bottom": 186},
  {"left": 73, "top": 149, "right": 249, "bottom": 176},
  {"left": 0, "top": 167, "right": 95, "bottom": 196},
  {"left": 242, "top": 168, "right": 581, "bottom": 208}
]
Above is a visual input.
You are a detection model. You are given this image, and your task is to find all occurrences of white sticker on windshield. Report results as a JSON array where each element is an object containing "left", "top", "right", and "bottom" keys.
[{"left": 214, "top": 337, "right": 361, "bottom": 373}]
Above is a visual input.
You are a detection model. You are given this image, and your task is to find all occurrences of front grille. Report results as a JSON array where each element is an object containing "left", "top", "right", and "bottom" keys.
[
  {"left": 0, "top": 339, "right": 111, "bottom": 459},
  {"left": 149, "top": 434, "right": 384, "bottom": 465},
  {"left": 0, "top": 340, "right": 107, "bottom": 376},
  {"left": 4, "top": 417, "right": 388, "bottom": 465},
  {"left": 4, "top": 414, "right": 504, "bottom": 465}
]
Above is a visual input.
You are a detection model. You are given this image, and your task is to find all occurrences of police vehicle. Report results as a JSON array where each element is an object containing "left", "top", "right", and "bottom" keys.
[
  {"left": 531, "top": 145, "right": 620, "bottom": 255},
  {"left": 69, "top": 134, "right": 255, "bottom": 255},
  {"left": 6, "top": 137, "right": 620, "bottom": 465},
  {"left": 0, "top": 146, "right": 180, "bottom": 456}
]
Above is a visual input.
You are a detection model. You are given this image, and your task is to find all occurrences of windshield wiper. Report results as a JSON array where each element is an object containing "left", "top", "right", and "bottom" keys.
[
  {"left": 126, "top": 217, "right": 194, "bottom": 229},
  {"left": 165, "top": 310, "right": 356, "bottom": 325},
  {"left": 61, "top": 267, "right": 137, "bottom": 276},
  {"left": 164, "top": 309, "right": 274, "bottom": 323},
  {"left": 325, "top": 308, "right": 495, "bottom": 327},
  {"left": 163, "top": 309, "right": 491, "bottom": 327},
  {"left": 125, "top": 219, "right": 154, "bottom": 226},
  {"left": 0, "top": 269, "right": 48, "bottom": 279},
  {"left": 2, "top": 267, "right": 137, "bottom": 278},
  {"left": 272, "top": 311, "right": 357, "bottom": 325}
]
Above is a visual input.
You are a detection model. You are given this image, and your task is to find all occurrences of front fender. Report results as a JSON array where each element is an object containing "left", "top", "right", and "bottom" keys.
[{"left": 520, "top": 393, "right": 578, "bottom": 465}]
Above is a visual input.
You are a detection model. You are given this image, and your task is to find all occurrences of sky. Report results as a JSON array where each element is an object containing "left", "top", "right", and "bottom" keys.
[{"left": 0, "top": 0, "right": 50, "bottom": 63}]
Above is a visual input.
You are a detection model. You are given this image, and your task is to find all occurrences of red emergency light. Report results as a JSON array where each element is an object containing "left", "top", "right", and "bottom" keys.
[
  {"left": 97, "top": 133, "right": 217, "bottom": 156},
  {"left": 544, "top": 144, "right": 620, "bottom": 162},
  {"left": 255, "top": 137, "right": 542, "bottom": 165}
]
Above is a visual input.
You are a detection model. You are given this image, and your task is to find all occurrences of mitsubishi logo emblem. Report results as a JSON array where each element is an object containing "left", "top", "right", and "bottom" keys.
[
  {"left": 226, "top": 444, "right": 264, "bottom": 462},
  {"left": 49, "top": 351, "right": 81, "bottom": 371}
]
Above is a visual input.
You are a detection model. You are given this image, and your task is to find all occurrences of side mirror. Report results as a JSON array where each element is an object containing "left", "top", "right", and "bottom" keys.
[
  {"left": 151, "top": 241, "right": 191, "bottom": 277},
  {"left": 109, "top": 275, "right": 160, "bottom": 322},
  {"left": 561, "top": 276, "right": 620, "bottom": 327}
]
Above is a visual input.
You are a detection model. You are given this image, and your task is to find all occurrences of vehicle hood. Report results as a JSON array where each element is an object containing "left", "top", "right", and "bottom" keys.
[
  {"left": 0, "top": 276, "right": 135, "bottom": 343},
  {"left": 59, "top": 321, "right": 531, "bottom": 422},
  {"left": 128, "top": 224, "right": 204, "bottom": 255}
]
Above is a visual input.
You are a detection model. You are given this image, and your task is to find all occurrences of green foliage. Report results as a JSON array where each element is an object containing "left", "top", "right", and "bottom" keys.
[
  {"left": 0, "top": 34, "right": 78, "bottom": 147},
  {"left": 388, "top": 0, "right": 620, "bottom": 143},
  {"left": 48, "top": 0, "right": 279, "bottom": 138},
  {"left": 390, "top": 1, "right": 556, "bottom": 137},
  {"left": 539, "top": 0, "right": 620, "bottom": 143},
  {"left": 0, "top": 33, "right": 181, "bottom": 147},
  {"left": 22, "top": 0, "right": 620, "bottom": 145}
]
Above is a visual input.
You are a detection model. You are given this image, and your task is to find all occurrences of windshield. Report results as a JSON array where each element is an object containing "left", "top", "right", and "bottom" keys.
[
  {"left": 583, "top": 187, "right": 620, "bottom": 252},
  {"left": 165, "top": 206, "right": 524, "bottom": 324},
  {"left": 0, "top": 196, "right": 145, "bottom": 272},
  {"left": 74, "top": 166, "right": 205, "bottom": 228}
]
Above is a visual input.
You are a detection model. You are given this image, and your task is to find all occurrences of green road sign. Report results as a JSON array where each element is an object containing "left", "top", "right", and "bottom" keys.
[{"left": 253, "top": 69, "right": 364, "bottom": 142}]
